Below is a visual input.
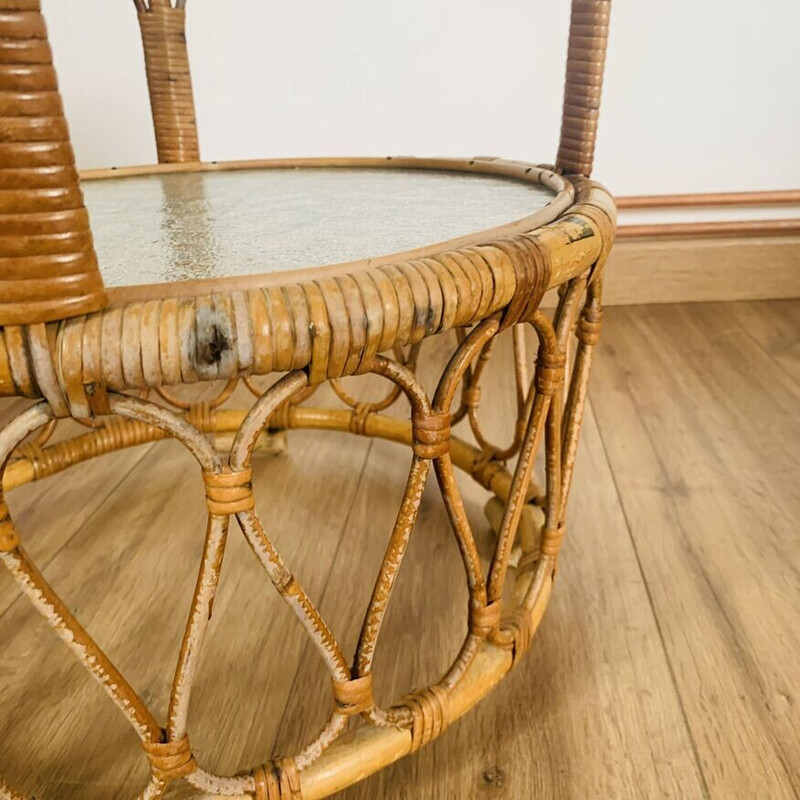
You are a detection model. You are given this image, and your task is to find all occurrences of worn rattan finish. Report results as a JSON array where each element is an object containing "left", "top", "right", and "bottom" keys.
[{"left": 0, "top": 1, "right": 615, "bottom": 798}]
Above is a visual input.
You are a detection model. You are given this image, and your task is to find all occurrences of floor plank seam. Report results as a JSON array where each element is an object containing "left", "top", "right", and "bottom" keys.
[
  {"left": 0, "top": 440, "right": 158, "bottom": 624},
  {"left": 586, "top": 397, "right": 712, "bottom": 800},
  {"left": 724, "top": 301, "right": 800, "bottom": 394}
]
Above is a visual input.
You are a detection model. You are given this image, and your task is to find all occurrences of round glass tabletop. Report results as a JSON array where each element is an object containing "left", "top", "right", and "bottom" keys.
[{"left": 81, "top": 166, "right": 557, "bottom": 287}]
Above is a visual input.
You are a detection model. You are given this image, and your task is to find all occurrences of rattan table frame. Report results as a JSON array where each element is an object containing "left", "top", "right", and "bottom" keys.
[{"left": 0, "top": 2, "right": 615, "bottom": 798}]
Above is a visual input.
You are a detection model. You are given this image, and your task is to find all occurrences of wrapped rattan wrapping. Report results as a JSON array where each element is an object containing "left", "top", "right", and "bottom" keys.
[
  {"left": 0, "top": 0, "right": 106, "bottom": 325},
  {"left": 138, "top": 0, "right": 200, "bottom": 163},
  {"left": 556, "top": 0, "right": 611, "bottom": 177}
]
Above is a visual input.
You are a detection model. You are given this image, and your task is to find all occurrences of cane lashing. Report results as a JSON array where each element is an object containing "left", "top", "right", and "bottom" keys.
[
  {"left": 495, "top": 235, "right": 552, "bottom": 330},
  {"left": 577, "top": 305, "right": 603, "bottom": 345},
  {"left": 332, "top": 674, "right": 374, "bottom": 716},
  {"left": 469, "top": 599, "right": 503, "bottom": 638},
  {"left": 535, "top": 351, "right": 567, "bottom": 395},
  {"left": 556, "top": 0, "right": 611, "bottom": 177},
  {"left": 404, "top": 685, "right": 450, "bottom": 753},
  {"left": 348, "top": 401, "right": 373, "bottom": 435},
  {"left": 142, "top": 733, "right": 197, "bottom": 782},
  {"left": 203, "top": 468, "right": 254, "bottom": 514},
  {"left": 541, "top": 522, "right": 567, "bottom": 557},
  {"left": 253, "top": 759, "right": 302, "bottom": 800},
  {"left": 412, "top": 410, "right": 450, "bottom": 459},
  {"left": 0, "top": 0, "right": 106, "bottom": 325}
]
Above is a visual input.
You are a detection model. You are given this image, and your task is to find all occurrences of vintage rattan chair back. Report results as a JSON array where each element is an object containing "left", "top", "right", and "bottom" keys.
[{"left": 0, "top": 0, "right": 610, "bottom": 327}]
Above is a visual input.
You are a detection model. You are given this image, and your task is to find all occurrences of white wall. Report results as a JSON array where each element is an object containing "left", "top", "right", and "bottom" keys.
[{"left": 43, "top": 1, "right": 800, "bottom": 196}]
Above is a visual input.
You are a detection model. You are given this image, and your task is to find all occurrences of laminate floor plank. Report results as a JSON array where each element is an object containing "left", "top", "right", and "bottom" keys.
[
  {"left": 590, "top": 302, "right": 800, "bottom": 799},
  {"left": 722, "top": 299, "right": 800, "bottom": 386}
]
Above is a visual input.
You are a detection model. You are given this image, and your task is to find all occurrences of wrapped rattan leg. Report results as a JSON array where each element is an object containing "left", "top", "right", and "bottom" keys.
[{"left": 136, "top": 0, "right": 200, "bottom": 163}]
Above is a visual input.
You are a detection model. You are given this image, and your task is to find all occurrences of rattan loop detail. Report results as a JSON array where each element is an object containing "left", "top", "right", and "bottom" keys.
[
  {"left": 142, "top": 732, "right": 196, "bottom": 782},
  {"left": 203, "top": 467, "right": 254, "bottom": 515},
  {"left": 332, "top": 673, "right": 374, "bottom": 716}
]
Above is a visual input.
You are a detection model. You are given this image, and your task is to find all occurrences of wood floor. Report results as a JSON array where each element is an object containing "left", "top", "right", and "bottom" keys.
[{"left": 0, "top": 300, "right": 798, "bottom": 799}]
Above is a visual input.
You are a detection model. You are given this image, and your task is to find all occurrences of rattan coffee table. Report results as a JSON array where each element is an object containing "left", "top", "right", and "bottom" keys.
[{"left": 0, "top": 2, "right": 615, "bottom": 798}]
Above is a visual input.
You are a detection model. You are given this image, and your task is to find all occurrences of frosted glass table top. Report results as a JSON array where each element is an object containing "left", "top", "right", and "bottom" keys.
[{"left": 82, "top": 167, "right": 556, "bottom": 287}]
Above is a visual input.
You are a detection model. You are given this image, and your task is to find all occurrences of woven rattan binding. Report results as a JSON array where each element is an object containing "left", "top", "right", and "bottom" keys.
[{"left": 0, "top": 0, "right": 106, "bottom": 325}]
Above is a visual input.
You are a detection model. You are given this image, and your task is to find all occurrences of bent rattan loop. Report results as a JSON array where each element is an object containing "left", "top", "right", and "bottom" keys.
[
  {"left": 541, "top": 523, "right": 567, "bottom": 557},
  {"left": 142, "top": 732, "right": 196, "bottom": 782},
  {"left": 332, "top": 673, "right": 374, "bottom": 716},
  {"left": 203, "top": 467, "right": 254, "bottom": 515},
  {"left": 0, "top": 500, "right": 20, "bottom": 552},
  {"left": 469, "top": 599, "right": 503, "bottom": 637},
  {"left": 253, "top": 758, "right": 303, "bottom": 800},
  {"left": 411, "top": 410, "right": 450, "bottom": 459},
  {"left": 404, "top": 685, "right": 450, "bottom": 754}
]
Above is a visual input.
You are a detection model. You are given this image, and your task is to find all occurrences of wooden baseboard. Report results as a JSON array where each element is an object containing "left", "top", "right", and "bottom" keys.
[{"left": 599, "top": 233, "right": 800, "bottom": 306}]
